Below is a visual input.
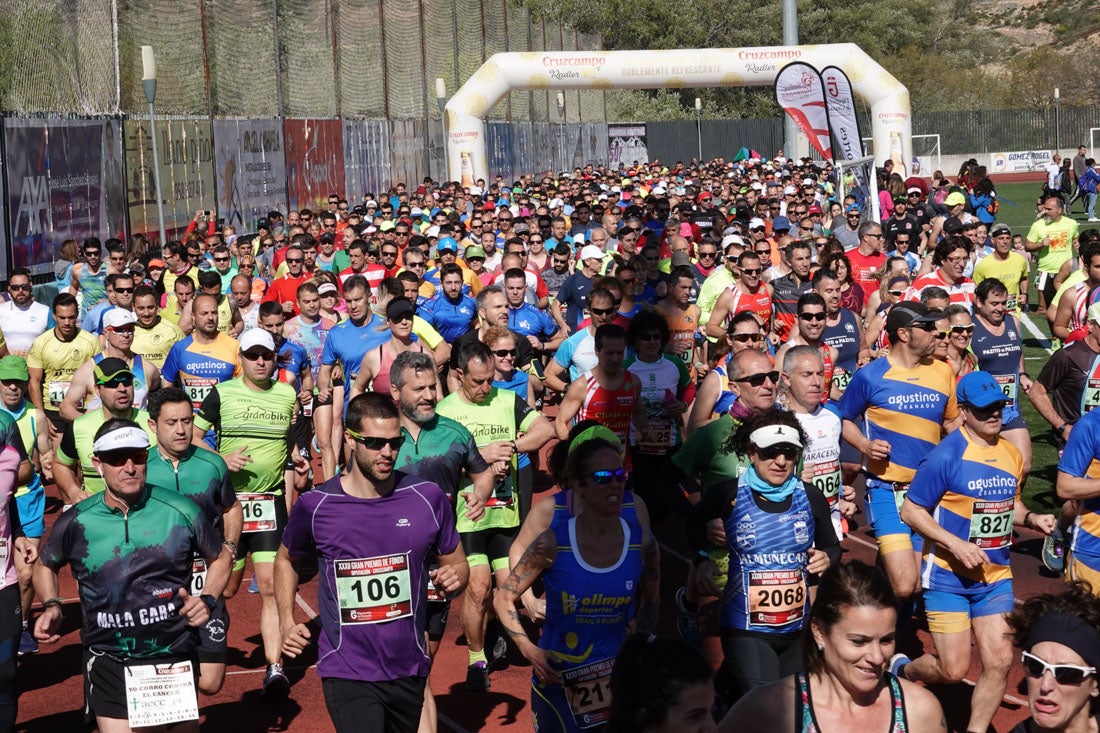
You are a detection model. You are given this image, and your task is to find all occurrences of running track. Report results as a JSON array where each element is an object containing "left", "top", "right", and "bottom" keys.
[{"left": 16, "top": 442, "right": 1065, "bottom": 732}]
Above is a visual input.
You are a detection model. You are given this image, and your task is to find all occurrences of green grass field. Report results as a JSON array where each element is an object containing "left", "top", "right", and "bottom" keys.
[{"left": 989, "top": 182, "right": 1100, "bottom": 511}]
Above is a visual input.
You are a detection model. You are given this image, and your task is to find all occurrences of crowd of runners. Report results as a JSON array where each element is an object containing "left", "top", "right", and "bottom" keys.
[{"left": 0, "top": 152, "right": 1098, "bottom": 733}]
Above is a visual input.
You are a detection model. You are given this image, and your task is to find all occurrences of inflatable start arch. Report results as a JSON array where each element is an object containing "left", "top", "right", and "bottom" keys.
[{"left": 445, "top": 44, "right": 911, "bottom": 181}]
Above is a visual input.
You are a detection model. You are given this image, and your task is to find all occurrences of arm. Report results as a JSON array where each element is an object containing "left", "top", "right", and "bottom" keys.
[
  {"left": 27, "top": 367, "right": 45, "bottom": 414},
  {"left": 900, "top": 496, "right": 988, "bottom": 569},
  {"left": 316, "top": 364, "right": 333, "bottom": 403},
  {"left": 348, "top": 351, "right": 377, "bottom": 400},
  {"left": 543, "top": 358, "right": 569, "bottom": 393},
  {"left": 554, "top": 379, "right": 585, "bottom": 439},
  {"left": 492, "top": 529, "right": 558, "bottom": 683},
  {"left": 1058, "top": 470, "right": 1100, "bottom": 501},
  {"left": 550, "top": 296, "right": 570, "bottom": 335},
  {"left": 274, "top": 545, "right": 312, "bottom": 659},
  {"left": 32, "top": 562, "right": 64, "bottom": 643},
  {"left": 515, "top": 414, "right": 554, "bottom": 454},
  {"left": 635, "top": 531, "right": 660, "bottom": 634},
  {"left": 630, "top": 374, "right": 649, "bottom": 435},
  {"left": 1026, "top": 378, "right": 1069, "bottom": 435},
  {"left": 687, "top": 370, "right": 721, "bottom": 435},
  {"left": 1051, "top": 287, "right": 1074, "bottom": 340},
  {"left": 704, "top": 290, "right": 732, "bottom": 339},
  {"left": 842, "top": 418, "right": 890, "bottom": 461},
  {"left": 58, "top": 363, "right": 92, "bottom": 421}
]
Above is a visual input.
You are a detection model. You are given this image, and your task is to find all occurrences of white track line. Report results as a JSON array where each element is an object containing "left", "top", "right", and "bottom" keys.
[{"left": 1017, "top": 310, "right": 1053, "bottom": 354}]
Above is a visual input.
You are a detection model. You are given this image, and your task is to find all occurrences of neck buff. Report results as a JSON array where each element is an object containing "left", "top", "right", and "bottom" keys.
[{"left": 743, "top": 464, "right": 800, "bottom": 503}]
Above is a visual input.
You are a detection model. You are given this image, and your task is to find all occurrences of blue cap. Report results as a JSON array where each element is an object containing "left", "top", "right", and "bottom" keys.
[
  {"left": 846, "top": 203, "right": 861, "bottom": 213},
  {"left": 957, "top": 371, "right": 1008, "bottom": 409},
  {"left": 772, "top": 215, "right": 791, "bottom": 231},
  {"left": 437, "top": 237, "right": 458, "bottom": 253}
]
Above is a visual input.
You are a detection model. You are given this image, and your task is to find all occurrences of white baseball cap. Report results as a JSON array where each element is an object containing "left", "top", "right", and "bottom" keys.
[
  {"left": 579, "top": 245, "right": 604, "bottom": 261},
  {"left": 239, "top": 329, "right": 276, "bottom": 353}
]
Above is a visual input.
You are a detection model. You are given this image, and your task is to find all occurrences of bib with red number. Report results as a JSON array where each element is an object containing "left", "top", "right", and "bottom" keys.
[
  {"left": 748, "top": 569, "right": 806, "bottom": 627},
  {"left": 969, "top": 499, "right": 1014, "bottom": 550},
  {"left": 561, "top": 658, "right": 614, "bottom": 729},
  {"left": 190, "top": 556, "right": 208, "bottom": 596},
  {"left": 240, "top": 493, "right": 277, "bottom": 533},
  {"left": 335, "top": 554, "right": 413, "bottom": 624},
  {"left": 124, "top": 661, "right": 199, "bottom": 728},
  {"left": 183, "top": 377, "right": 216, "bottom": 409},
  {"left": 810, "top": 460, "right": 841, "bottom": 507}
]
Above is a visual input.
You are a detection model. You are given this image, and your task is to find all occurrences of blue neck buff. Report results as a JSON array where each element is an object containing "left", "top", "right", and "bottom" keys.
[{"left": 743, "top": 465, "right": 800, "bottom": 503}]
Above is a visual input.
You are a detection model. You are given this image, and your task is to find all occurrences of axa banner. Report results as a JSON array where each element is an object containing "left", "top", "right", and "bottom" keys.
[
  {"left": 125, "top": 117, "right": 215, "bottom": 244},
  {"left": 6, "top": 118, "right": 127, "bottom": 276},
  {"left": 213, "top": 119, "right": 287, "bottom": 232},
  {"left": 774, "top": 62, "right": 833, "bottom": 161},
  {"left": 285, "top": 119, "right": 345, "bottom": 212}
]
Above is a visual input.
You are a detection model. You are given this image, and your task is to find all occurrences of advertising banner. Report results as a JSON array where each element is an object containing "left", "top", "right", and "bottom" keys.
[
  {"left": 990, "top": 150, "right": 1052, "bottom": 174},
  {"left": 608, "top": 124, "right": 649, "bottom": 167},
  {"left": 125, "top": 117, "right": 215, "bottom": 244},
  {"left": 6, "top": 118, "right": 127, "bottom": 277},
  {"left": 820, "top": 66, "right": 863, "bottom": 164},
  {"left": 343, "top": 120, "right": 390, "bottom": 201},
  {"left": 389, "top": 120, "right": 428, "bottom": 190},
  {"left": 284, "top": 119, "right": 345, "bottom": 212},
  {"left": 213, "top": 119, "right": 287, "bottom": 233},
  {"left": 775, "top": 62, "right": 832, "bottom": 161}
]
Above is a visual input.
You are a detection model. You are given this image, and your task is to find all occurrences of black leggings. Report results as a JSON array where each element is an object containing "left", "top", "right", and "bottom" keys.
[
  {"left": 323, "top": 675, "right": 426, "bottom": 733},
  {"left": 719, "top": 630, "right": 802, "bottom": 699},
  {"left": 0, "top": 584, "right": 20, "bottom": 731}
]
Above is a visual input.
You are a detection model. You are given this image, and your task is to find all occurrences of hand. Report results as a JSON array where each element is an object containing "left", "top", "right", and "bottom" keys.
[
  {"left": 282, "top": 300, "right": 295, "bottom": 313},
  {"left": 461, "top": 492, "right": 486, "bottom": 522},
  {"left": 484, "top": 441, "right": 516, "bottom": 463},
  {"left": 839, "top": 498, "right": 857, "bottom": 518},
  {"left": 298, "top": 389, "right": 312, "bottom": 406},
  {"left": 705, "top": 517, "right": 727, "bottom": 546},
  {"left": 951, "top": 539, "right": 989, "bottom": 570},
  {"left": 864, "top": 439, "right": 891, "bottom": 461},
  {"left": 33, "top": 606, "right": 62, "bottom": 643},
  {"left": 664, "top": 399, "right": 687, "bottom": 419},
  {"left": 694, "top": 560, "right": 722, "bottom": 597},
  {"left": 695, "top": 364, "right": 711, "bottom": 380},
  {"left": 225, "top": 447, "right": 254, "bottom": 473},
  {"left": 520, "top": 589, "right": 547, "bottom": 621},
  {"left": 1030, "top": 512, "right": 1057, "bottom": 536},
  {"left": 14, "top": 537, "right": 36, "bottom": 565},
  {"left": 842, "top": 485, "right": 856, "bottom": 502},
  {"left": 490, "top": 460, "right": 510, "bottom": 478},
  {"left": 807, "top": 547, "right": 830, "bottom": 575},
  {"left": 316, "top": 387, "right": 331, "bottom": 404},
  {"left": 524, "top": 645, "right": 561, "bottom": 685},
  {"left": 1021, "top": 375, "right": 1034, "bottom": 394},
  {"left": 291, "top": 452, "right": 310, "bottom": 477},
  {"left": 282, "top": 622, "right": 312, "bottom": 659},
  {"left": 177, "top": 588, "right": 210, "bottom": 627},
  {"left": 527, "top": 335, "right": 541, "bottom": 350},
  {"left": 428, "top": 564, "right": 461, "bottom": 594}
]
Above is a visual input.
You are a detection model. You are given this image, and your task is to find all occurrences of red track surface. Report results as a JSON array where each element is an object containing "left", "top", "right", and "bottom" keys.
[{"left": 16, "top": 461, "right": 1066, "bottom": 732}]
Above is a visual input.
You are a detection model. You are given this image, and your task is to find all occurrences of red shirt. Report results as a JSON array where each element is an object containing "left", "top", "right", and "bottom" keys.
[
  {"left": 846, "top": 249, "right": 886, "bottom": 307},
  {"left": 263, "top": 273, "right": 312, "bottom": 315}
]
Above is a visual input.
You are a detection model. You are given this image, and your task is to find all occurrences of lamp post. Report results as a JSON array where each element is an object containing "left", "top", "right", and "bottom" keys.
[
  {"left": 141, "top": 46, "right": 167, "bottom": 247},
  {"left": 694, "top": 97, "right": 703, "bottom": 162},
  {"left": 556, "top": 91, "right": 566, "bottom": 175},
  {"left": 1054, "top": 87, "right": 1061, "bottom": 153},
  {"left": 436, "top": 78, "right": 448, "bottom": 182}
]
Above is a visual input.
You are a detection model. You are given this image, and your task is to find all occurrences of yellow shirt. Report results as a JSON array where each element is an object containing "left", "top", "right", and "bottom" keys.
[
  {"left": 26, "top": 329, "right": 99, "bottom": 410},
  {"left": 132, "top": 317, "right": 186, "bottom": 368}
]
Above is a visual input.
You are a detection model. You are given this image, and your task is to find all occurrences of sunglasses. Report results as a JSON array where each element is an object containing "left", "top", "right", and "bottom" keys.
[
  {"left": 757, "top": 443, "right": 801, "bottom": 461},
  {"left": 108, "top": 326, "right": 136, "bottom": 334},
  {"left": 749, "top": 227, "right": 766, "bottom": 233},
  {"left": 589, "top": 468, "right": 628, "bottom": 485},
  {"left": 213, "top": 256, "right": 230, "bottom": 263},
  {"left": 589, "top": 306, "right": 616, "bottom": 316},
  {"left": 8, "top": 284, "right": 31, "bottom": 291},
  {"left": 242, "top": 349, "right": 275, "bottom": 361},
  {"left": 799, "top": 312, "right": 826, "bottom": 322},
  {"left": 888, "top": 290, "right": 907, "bottom": 297},
  {"left": 85, "top": 251, "right": 101, "bottom": 257},
  {"left": 407, "top": 262, "right": 426, "bottom": 268},
  {"left": 381, "top": 250, "right": 398, "bottom": 257},
  {"left": 741, "top": 268, "right": 762, "bottom": 276},
  {"left": 99, "top": 375, "right": 135, "bottom": 388},
  {"left": 1022, "top": 652, "right": 1096, "bottom": 685},
  {"left": 698, "top": 251, "right": 717, "bottom": 258},
  {"left": 346, "top": 430, "right": 405, "bottom": 451},
  {"left": 950, "top": 325, "right": 975, "bottom": 335},
  {"left": 735, "top": 370, "right": 779, "bottom": 387},
  {"left": 97, "top": 450, "right": 149, "bottom": 467},
  {"left": 286, "top": 258, "right": 304, "bottom": 264},
  {"left": 638, "top": 332, "right": 662, "bottom": 341},
  {"left": 395, "top": 231, "right": 410, "bottom": 237},
  {"left": 730, "top": 332, "right": 764, "bottom": 343},
  {"left": 114, "top": 287, "right": 135, "bottom": 294},
  {"left": 754, "top": 248, "right": 770, "bottom": 255},
  {"left": 493, "top": 348, "right": 517, "bottom": 358}
]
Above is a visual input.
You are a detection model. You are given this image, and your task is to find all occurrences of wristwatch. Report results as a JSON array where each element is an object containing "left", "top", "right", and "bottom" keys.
[{"left": 200, "top": 595, "right": 218, "bottom": 613}]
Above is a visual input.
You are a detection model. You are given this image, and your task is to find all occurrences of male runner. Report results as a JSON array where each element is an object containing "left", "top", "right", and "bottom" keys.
[
  {"left": 0, "top": 269, "right": 51, "bottom": 358},
  {"left": 26, "top": 293, "right": 98, "bottom": 442},
  {"left": 132, "top": 285, "right": 186, "bottom": 369}
]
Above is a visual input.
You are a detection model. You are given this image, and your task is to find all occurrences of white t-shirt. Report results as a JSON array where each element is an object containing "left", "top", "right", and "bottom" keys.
[
  {"left": 794, "top": 405, "right": 844, "bottom": 538},
  {"left": 0, "top": 300, "right": 52, "bottom": 357}
]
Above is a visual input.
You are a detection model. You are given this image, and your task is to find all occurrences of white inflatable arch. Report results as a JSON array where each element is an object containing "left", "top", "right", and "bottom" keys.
[{"left": 445, "top": 44, "right": 911, "bottom": 181}]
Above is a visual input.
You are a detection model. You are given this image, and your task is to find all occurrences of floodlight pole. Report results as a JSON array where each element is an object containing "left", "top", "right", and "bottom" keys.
[
  {"left": 556, "top": 92, "right": 566, "bottom": 174},
  {"left": 1054, "top": 87, "right": 1061, "bottom": 153},
  {"left": 436, "top": 78, "right": 449, "bottom": 182},
  {"left": 695, "top": 97, "right": 703, "bottom": 162},
  {"left": 782, "top": 0, "right": 798, "bottom": 159},
  {"left": 141, "top": 46, "right": 167, "bottom": 247}
]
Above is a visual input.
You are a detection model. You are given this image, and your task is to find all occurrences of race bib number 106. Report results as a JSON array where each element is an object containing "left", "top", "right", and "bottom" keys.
[{"left": 335, "top": 554, "right": 413, "bottom": 624}]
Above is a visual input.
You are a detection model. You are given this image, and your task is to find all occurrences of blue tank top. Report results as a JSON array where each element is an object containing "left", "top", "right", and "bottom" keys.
[
  {"left": 550, "top": 490, "right": 640, "bottom": 526},
  {"left": 822, "top": 308, "right": 861, "bottom": 374},
  {"left": 970, "top": 315, "right": 1023, "bottom": 422},
  {"left": 721, "top": 477, "right": 814, "bottom": 634},
  {"left": 539, "top": 516, "right": 643, "bottom": 680},
  {"left": 79, "top": 264, "right": 107, "bottom": 315}
]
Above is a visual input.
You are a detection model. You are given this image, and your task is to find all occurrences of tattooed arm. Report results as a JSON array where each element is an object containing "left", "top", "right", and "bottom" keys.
[
  {"left": 493, "top": 528, "right": 559, "bottom": 683},
  {"left": 635, "top": 530, "right": 660, "bottom": 634}
]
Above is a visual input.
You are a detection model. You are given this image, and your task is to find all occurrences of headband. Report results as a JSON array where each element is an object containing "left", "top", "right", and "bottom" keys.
[
  {"left": 567, "top": 425, "right": 622, "bottom": 455},
  {"left": 92, "top": 426, "right": 150, "bottom": 455},
  {"left": 1025, "top": 612, "right": 1100, "bottom": 670}
]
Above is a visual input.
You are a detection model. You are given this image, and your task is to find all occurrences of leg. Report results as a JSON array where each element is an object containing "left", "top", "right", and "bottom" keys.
[
  {"left": 196, "top": 599, "right": 229, "bottom": 695},
  {"left": 463, "top": 564, "right": 492, "bottom": 659},
  {"left": 0, "top": 585, "right": 19, "bottom": 730},
  {"left": 313, "top": 403, "right": 336, "bottom": 480},
  {"left": 324, "top": 677, "right": 386, "bottom": 733},
  {"left": 966, "top": 613, "right": 1014, "bottom": 733},
  {"left": 865, "top": 485, "right": 920, "bottom": 600},
  {"left": 418, "top": 683, "right": 437, "bottom": 733},
  {"left": 721, "top": 633, "right": 782, "bottom": 695},
  {"left": 253, "top": 561, "right": 282, "bottom": 665}
]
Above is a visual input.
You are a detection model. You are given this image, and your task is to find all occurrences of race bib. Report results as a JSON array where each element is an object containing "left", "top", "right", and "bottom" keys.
[
  {"left": 637, "top": 419, "right": 673, "bottom": 454},
  {"left": 831, "top": 368, "right": 851, "bottom": 393},
  {"left": 561, "top": 658, "right": 614, "bottom": 729},
  {"left": 47, "top": 380, "right": 72, "bottom": 407},
  {"left": 190, "top": 556, "right": 207, "bottom": 596},
  {"left": 893, "top": 485, "right": 910, "bottom": 514},
  {"left": 183, "top": 377, "right": 216, "bottom": 409},
  {"left": 748, "top": 569, "right": 806, "bottom": 627},
  {"left": 240, "top": 493, "right": 277, "bottom": 533},
  {"left": 994, "top": 374, "right": 1017, "bottom": 407},
  {"left": 425, "top": 563, "right": 445, "bottom": 602},
  {"left": 810, "top": 460, "right": 842, "bottom": 507},
  {"left": 124, "top": 661, "right": 199, "bottom": 728},
  {"left": 1086, "top": 378, "right": 1100, "bottom": 414},
  {"left": 1006, "top": 295, "right": 1018, "bottom": 313},
  {"left": 969, "top": 499, "right": 1014, "bottom": 550},
  {"left": 486, "top": 473, "right": 515, "bottom": 508},
  {"left": 301, "top": 395, "right": 313, "bottom": 418},
  {"left": 335, "top": 554, "right": 413, "bottom": 624}
]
